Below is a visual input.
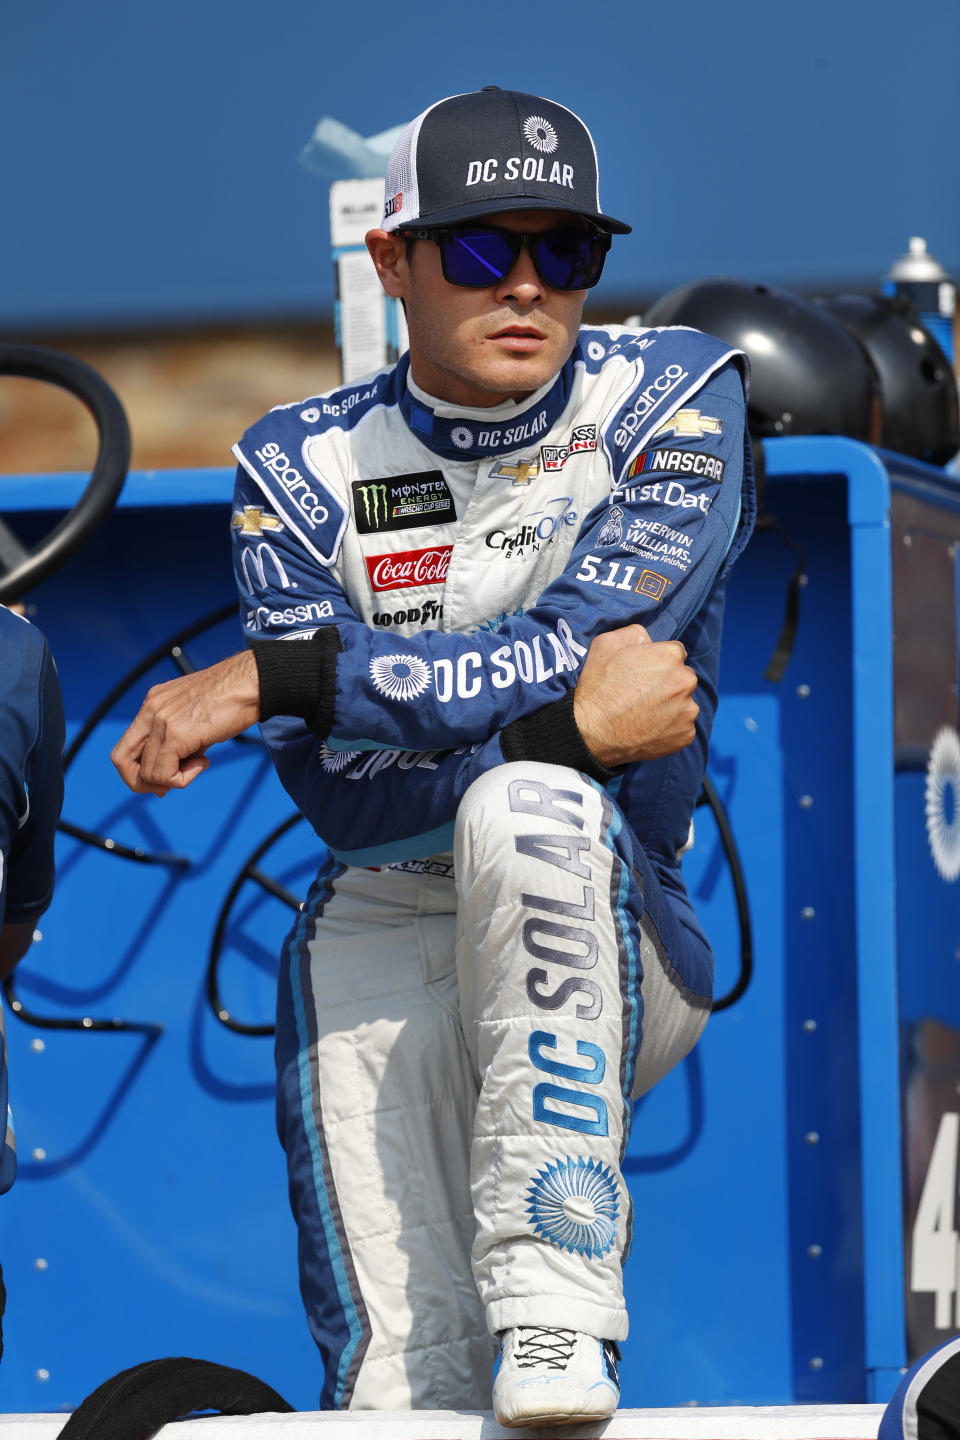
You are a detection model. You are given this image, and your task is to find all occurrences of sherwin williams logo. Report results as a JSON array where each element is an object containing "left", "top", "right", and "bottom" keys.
[
  {"left": 365, "top": 544, "right": 453, "bottom": 592},
  {"left": 596, "top": 507, "right": 624, "bottom": 546}
]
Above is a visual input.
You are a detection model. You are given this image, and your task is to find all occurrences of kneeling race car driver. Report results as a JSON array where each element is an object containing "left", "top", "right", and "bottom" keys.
[{"left": 113, "top": 86, "right": 754, "bottom": 1426}]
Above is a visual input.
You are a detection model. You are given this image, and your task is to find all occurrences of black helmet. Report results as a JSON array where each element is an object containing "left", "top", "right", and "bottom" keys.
[
  {"left": 643, "top": 278, "right": 882, "bottom": 443},
  {"left": 818, "top": 293, "right": 960, "bottom": 466}
]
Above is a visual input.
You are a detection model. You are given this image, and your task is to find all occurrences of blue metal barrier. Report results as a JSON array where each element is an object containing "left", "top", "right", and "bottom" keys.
[{"left": 0, "top": 442, "right": 957, "bottom": 1411}]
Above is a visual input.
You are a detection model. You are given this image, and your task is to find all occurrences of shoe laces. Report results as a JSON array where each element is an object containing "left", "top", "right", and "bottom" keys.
[{"left": 511, "top": 1326, "right": 578, "bottom": 1371}]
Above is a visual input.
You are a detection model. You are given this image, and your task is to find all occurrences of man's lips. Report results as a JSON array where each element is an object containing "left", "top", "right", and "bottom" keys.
[{"left": 487, "top": 326, "right": 546, "bottom": 351}]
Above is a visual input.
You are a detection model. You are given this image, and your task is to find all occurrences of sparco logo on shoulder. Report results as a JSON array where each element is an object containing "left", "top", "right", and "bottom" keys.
[
  {"left": 614, "top": 365, "right": 689, "bottom": 448},
  {"left": 366, "top": 544, "right": 453, "bottom": 592}
]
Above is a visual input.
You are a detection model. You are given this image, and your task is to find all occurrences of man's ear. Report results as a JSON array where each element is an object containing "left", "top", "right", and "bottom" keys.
[{"left": 365, "top": 229, "right": 406, "bottom": 299}]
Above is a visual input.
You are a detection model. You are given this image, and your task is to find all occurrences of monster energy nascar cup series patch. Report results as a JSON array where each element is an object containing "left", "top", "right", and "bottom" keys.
[{"left": 351, "top": 473, "right": 456, "bottom": 534}]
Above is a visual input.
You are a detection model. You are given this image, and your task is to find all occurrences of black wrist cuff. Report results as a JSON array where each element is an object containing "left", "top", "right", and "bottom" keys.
[
  {"left": 250, "top": 627, "right": 342, "bottom": 739},
  {"left": 499, "top": 687, "right": 621, "bottom": 784}
]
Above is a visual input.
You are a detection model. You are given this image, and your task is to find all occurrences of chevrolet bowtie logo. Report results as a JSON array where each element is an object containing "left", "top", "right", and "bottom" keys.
[
  {"left": 232, "top": 507, "right": 284, "bottom": 535},
  {"left": 491, "top": 458, "right": 541, "bottom": 486},
  {"left": 653, "top": 409, "right": 724, "bottom": 439}
]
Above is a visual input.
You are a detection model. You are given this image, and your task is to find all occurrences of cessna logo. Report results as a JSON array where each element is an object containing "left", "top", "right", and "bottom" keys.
[
  {"left": 351, "top": 473, "right": 456, "bottom": 534},
  {"left": 652, "top": 409, "right": 724, "bottom": 440},
  {"left": 239, "top": 542, "right": 293, "bottom": 596},
  {"left": 232, "top": 507, "right": 283, "bottom": 536}
]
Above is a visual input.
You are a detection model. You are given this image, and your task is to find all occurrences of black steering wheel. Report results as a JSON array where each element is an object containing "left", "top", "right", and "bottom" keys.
[{"left": 0, "top": 343, "right": 131, "bottom": 603}]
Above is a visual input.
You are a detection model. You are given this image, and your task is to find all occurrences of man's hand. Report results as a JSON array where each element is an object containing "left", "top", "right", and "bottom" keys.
[
  {"left": 111, "top": 650, "right": 260, "bottom": 796},
  {"left": 573, "top": 625, "right": 698, "bottom": 768}
]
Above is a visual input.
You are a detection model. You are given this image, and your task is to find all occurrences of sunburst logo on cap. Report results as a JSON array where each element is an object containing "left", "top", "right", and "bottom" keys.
[
  {"left": 369, "top": 654, "right": 432, "bottom": 702},
  {"left": 523, "top": 115, "right": 559, "bottom": 154},
  {"left": 526, "top": 1156, "right": 618, "bottom": 1257}
]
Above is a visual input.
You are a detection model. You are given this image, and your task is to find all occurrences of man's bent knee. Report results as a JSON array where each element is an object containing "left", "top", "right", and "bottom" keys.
[{"left": 456, "top": 762, "right": 593, "bottom": 875}]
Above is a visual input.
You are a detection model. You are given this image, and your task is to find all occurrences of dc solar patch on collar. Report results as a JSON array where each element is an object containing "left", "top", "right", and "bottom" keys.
[{"left": 351, "top": 473, "right": 456, "bottom": 534}]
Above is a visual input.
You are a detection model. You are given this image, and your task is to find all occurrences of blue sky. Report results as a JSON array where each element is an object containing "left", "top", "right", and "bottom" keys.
[{"left": 3, "top": 0, "right": 958, "bottom": 328}]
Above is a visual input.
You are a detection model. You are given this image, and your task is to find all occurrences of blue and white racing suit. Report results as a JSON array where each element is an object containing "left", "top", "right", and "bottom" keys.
[
  {"left": 230, "top": 324, "right": 755, "bottom": 1410},
  {"left": 0, "top": 607, "right": 64, "bottom": 1197}
]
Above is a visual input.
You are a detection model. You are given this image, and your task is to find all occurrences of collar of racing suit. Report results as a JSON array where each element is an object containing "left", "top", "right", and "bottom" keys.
[{"left": 397, "top": 352, "right": 575, "bottom": 462}]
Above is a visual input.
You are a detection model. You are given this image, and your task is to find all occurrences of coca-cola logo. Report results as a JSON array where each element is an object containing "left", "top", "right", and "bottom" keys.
[{"left": 365, "top": 544, "right": 453, "bottom": 593}]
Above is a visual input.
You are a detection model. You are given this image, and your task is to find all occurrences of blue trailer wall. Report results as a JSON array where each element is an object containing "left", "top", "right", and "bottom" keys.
[{"left": 0, "top": 439, "right": 958, "bottom": 1411}]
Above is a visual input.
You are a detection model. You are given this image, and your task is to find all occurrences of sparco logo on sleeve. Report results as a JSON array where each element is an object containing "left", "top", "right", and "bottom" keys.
[
  {"left": 235, "top": 438, "right": 348, "bottom": 568},
  {"left": 365, "top": 544, "right": 453, "bottom": 592},
  {"left": 614, "top": 365, "right": 689, "bottom": 447}
]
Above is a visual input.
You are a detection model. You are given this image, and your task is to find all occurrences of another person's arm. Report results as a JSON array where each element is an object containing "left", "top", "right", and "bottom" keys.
[{"left": 0, "top": 616, "right": 65, "bottom": 975}]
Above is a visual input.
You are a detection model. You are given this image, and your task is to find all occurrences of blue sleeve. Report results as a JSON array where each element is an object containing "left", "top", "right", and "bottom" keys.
[
  {"left": 261, "top": 722, "right": 508, "bottom": 865},
  {"left": 0, "top": 614, "right": 65, "bottom": 926},
  {"left": 237, "top": 361, "right": 748, "bottom": 756}
]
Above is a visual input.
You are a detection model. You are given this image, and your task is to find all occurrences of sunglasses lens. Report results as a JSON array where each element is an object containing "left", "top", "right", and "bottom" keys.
[
  {"left": 435, "top": 226, "right": 609, "bottom": 289},
  {"left": 441, "top": 229, "right": 518, "bottom": 286},
  {"left": 535, "top": 231, "right": 607, "bottom": 289}
]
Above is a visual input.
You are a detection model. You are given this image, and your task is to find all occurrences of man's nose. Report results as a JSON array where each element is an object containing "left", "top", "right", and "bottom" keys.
[{"left": 492, "top": 242, "right": 544, "bottom": 304}]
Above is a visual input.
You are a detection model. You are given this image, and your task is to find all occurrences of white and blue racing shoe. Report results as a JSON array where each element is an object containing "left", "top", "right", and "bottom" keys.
[{"left": 492, "top": 1326, "right": 621, "bottom": 1427}]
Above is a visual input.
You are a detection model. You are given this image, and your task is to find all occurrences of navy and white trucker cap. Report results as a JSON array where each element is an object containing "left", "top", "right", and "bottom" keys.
[
  {"left": 880, "top": 1336, "right": 960, "bottom": 1440},
  {"left": 381, "top": 87, "right": 631, "bottom": 235}
]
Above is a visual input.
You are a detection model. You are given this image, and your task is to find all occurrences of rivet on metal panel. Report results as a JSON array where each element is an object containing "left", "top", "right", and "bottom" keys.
[
  {"left": 81, "top": 1017, "right": 93, "bottom": 1029},
  {"left": 799, "top": 795, "right": 814, "bottom": 809},
  {"left": 801, "top": 906, "right": 815, "bottom": 920},
  {"left": 903, "top": 534, "right": 913, "bottom": 548},
  {"left": 796, "top": 684, "right": 811, "bottom": 698},
  {"left": 809, "top": 1357, "right": 824, "bottom": 1371},
  {"left": 30, "top": 1038, "right": 45, "bottom": 1053},
  {"left": 798, "top": 573, "right": 809, "bottom": 586},
  {"left": 807, "top": 1244, "right": 823, "bottom": 1258},
  {"left": 35, "top": 1369, "right": 50, "bottom": 1382},
  {"left": 32, "top": 929, "right": 42, "bottom": 942},
  {"left": 802, "top": 1019, "right": 817, "bottom": 1033},
  {"left": 804, "top": 1131, "right": 820, "bottom": 1145},
  {"left": 744, "top": 716, "right": 758, "bottom": 732},
  {"left": 31, "top": 1148, "right": 46, "bottom": 1161},
  {"left": 34, "top": 1258, "right": 48, "bottom": 1271}
]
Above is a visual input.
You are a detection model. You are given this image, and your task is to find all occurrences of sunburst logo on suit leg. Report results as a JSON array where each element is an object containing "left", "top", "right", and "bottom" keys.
[{"left": 525, "top": 1156, "right": 619, "bottom": 1257}]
